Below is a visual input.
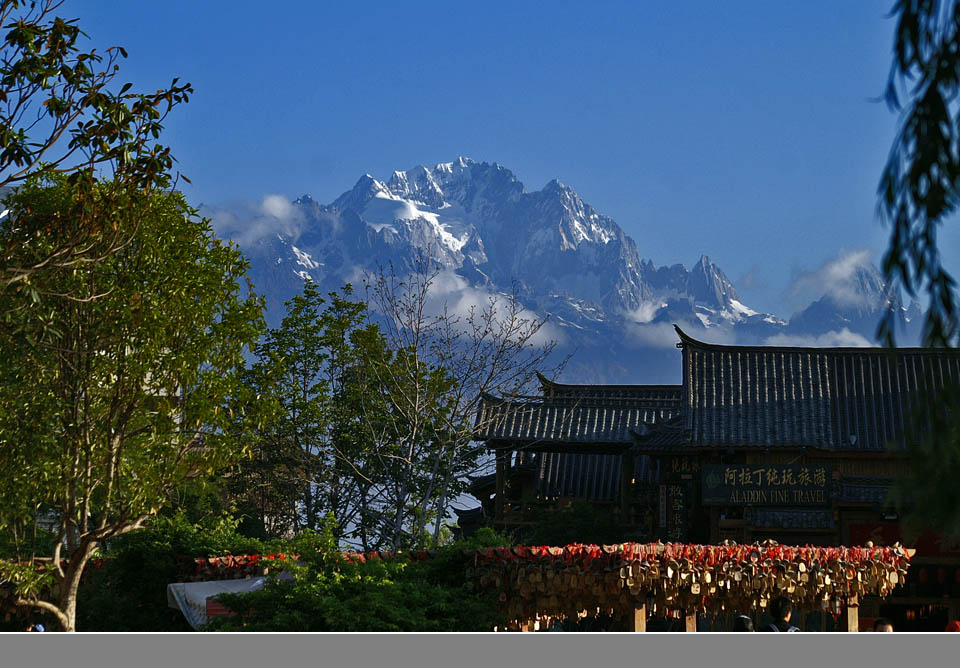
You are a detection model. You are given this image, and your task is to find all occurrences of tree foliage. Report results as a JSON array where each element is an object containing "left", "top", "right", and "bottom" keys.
[
  {"left": 204, "top": 526, "right": 511, "bottom": 633},
  {"left": 880, "top": 1, "right": 960, "bottom": 541},
  {"left": 229, "top": 282, "right": 390, "bottom": 545},
  {"left": 362, "top": 255, "right": 564, "bottom": 549},
  {"left": 232, "top": 256, "right": 563, "bottom": 553},
  {"left": 74, "top": 511, "right": 272, "bottom": 632},
  {"left": 879, "top": 0, "right": 960, "bottom": 348},
  {"left": 0, "top": 179, "right": 264, "bottom": 630},
  {"left": 0, "top": 0, "right": 191, "bottom": 293}
]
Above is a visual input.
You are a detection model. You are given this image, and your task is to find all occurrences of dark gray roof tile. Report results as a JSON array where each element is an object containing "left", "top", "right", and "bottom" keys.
[
  {"left": 475, "top": 387, "right": 682, "bottom": 445},
  {"left": 676, "top": 326, "right": 960, "bottom": 451}
]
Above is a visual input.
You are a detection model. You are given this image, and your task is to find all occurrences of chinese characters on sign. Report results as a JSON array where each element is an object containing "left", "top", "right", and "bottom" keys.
[
  {"left": 669, "top": 457, "right": 701, "bottom": 474},
  {"left": 701, "top": 465, "right": 831, "bottom": 506},
  {"left": 666, "top": 484, "right": 688, "bottom": 542}
]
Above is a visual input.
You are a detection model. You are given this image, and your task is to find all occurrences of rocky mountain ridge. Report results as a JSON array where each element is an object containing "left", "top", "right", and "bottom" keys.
[{"left": 224, "top": 157, "right": 921, "bottom": 383}]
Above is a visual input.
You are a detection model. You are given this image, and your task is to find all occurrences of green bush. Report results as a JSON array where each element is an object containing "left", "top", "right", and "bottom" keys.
[
  {"left": 76, "top": 511, "right": 274, "bottom": 632},
  {"left": 204, "top": 527, "right": 512, "bottom": 632}
]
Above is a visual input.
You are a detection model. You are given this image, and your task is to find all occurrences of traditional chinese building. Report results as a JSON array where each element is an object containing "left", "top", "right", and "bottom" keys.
[
  {"left": 470, "top": 375, "right": 682, "bottom": 533},
  {"left": 472, "top": 325, "right": 960, "bottom": 629}
]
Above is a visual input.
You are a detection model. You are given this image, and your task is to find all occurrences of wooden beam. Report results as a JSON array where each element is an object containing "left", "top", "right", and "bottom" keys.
[
  {"left": 495, "top": 450, "right": 506, "bottom": 522},
  {"left": 627, "top": 603, "right": 646, "bottom": 632},
  {"left": 685, "top": 609, "right": 697, "bottom": 633},
  {"left": 845, "top": 595, "right": 859, "bottom": 633}
]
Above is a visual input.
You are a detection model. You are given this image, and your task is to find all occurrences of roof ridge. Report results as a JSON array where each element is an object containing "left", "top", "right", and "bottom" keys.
[
  {"left": 536, "top": 370, "right": 683, "bottom": 391},
  {"left": 674, "top": 324, "right": 957, "bottom": 354}
]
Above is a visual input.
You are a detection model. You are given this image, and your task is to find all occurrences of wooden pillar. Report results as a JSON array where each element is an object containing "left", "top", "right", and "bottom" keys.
[
  {"left": 627, "top": 602, "right": 646, "bottom": 632},
  {"left": 495, "top": 449, "right": 506, "bottom": 522},
  {"left": 844, "top": 595, "right": 859, "bottom": 633},
  {"left": 620, "top": 452, "right": 633, "bottom": 522},
  {"left": 684, "top": 609, "right": 697, "bottom": 632}
]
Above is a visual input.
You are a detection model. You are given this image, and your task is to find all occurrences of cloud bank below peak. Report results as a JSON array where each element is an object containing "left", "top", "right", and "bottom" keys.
[
  {"left": 784, "top": 249, "right": 879, "bottom": 311},
  {"left": 204, "top": 194, "right": 308, "bottom": 247}
]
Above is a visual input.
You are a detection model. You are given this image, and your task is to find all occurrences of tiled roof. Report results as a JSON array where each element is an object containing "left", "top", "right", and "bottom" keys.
[
  {"left": 536, "top": 372, "right": 682, "bottom": 401},
  {"left": 475, "top": 385, "right": 682, "bottom": 448},
  {"left": 519, "top": 451, "right": 658, "bottom": 501},
  {"left": 633, "top": 414, "right": 689, "bottom": 450},
  {"left": 676, "top": 326, "right": 960, "bottom": 451},
  {"left": 474, "top": 378, "right": 681, "bottom": 499}
]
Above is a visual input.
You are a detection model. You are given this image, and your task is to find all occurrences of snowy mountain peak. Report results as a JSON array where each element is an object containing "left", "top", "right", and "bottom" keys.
[
  {"left": 223, "top": 157, "right": 921, "bottom": 385},
  {"left": 436, "top": 155, "right": 474, "bottom": 172},
  {"left": 332, "top": 174, "right": 392, "bottom": 213},
  {"left": 386, "top": 164, "right": 445, "bottom": 208},
  {"left": 689, "top": 254, "right": 740, "bottom": 309}
]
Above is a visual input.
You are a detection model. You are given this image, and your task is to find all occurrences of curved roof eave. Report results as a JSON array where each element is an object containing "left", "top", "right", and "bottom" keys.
[
  {"left": 535, "top": 369, "right": 682, "bottom": 392},
  {"left": 673, "top": 324, "right": 953, "bottom": 355}
]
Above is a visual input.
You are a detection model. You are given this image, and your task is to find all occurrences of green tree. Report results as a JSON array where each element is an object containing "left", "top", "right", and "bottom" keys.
[
  {"left": 0, "top": 179, "right": 264, "bottom": 631},
  {"left": 231, "top": 282, "right": 392, "bottom": 548},
  {"left": 204, "top": 527, "right": 511, "bottom": 633},
  {"left": 879, "top": 1, "right": 960, "bottom": 540},
  {"left": 363, "top": 255, "right": 563, "bottom": 549},
  {"left": 879, "top": 0, "right": 960, "bottom": 348},
  {"left": 0, "top": 0, "right": 191, "bottom": 295}
]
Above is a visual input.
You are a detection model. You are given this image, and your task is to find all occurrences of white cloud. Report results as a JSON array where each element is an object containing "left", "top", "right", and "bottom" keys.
[
  {"left": 762, "top": 328, "right": 874, "bottom": 348},
  {"left": 260, "top": 194, "right": 295, "bottom": 220},
  {"left": 364, "top": 266, "right": 564, "bottom": 347},
  {"left": 430, "top": 270, "right": 566, "bottom": 347},
  {"left": 622, "top": 319, "right": 741, "bottom": 349},
  {"left": 204, "top": 194, "right": 307, "bottom": 247},
  {"left": 626, "top": 301, "right": 661, "bottom": 324},
  {"left": 623, "top": 322, "right": 683, "bottom": 348},
  {"left": 785, "top": 250, "right": 877, "bottom": 309}
]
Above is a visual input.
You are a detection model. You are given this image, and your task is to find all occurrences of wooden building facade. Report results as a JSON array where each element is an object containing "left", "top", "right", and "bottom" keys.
[
  {"left": 471, "top": 375, "right": 681, "bottom": 532},
  {"left": 472, "top": 325, "right": 960, "bottom": 630}
]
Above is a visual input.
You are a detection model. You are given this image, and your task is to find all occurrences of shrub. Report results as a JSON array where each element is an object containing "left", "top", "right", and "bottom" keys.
[
  {"left": 205, "top": 528, "right": 512, "bottom": 632},
  {"left": 76, "top": 511, "right": 272, "bottom": 632}
]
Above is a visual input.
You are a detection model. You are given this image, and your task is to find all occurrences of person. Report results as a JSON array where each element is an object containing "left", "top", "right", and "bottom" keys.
[
  {"left": 945, "top": 620, "right": 960, "bottom": 632},
  {"left": 732, "top": 615, "right": 754, "bottom": 632},
  {"left": 761, "top": 596, "right": 799, "bottom": 632},
  {"left": 25, "top": 623, "right": 44, "bottom": 632},
  {"left": 873, "top": 618, "right": 894, "bottom": 632}
]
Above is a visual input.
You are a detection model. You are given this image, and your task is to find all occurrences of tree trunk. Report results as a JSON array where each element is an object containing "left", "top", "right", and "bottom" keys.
[
  {"left": 56, "top": 542, "right": 97, "bottom": 632},
  {"left": 432, "top": 464, "right": 455, "bottom": 547},
  {"left": 416, "top": 451, "right": 443, "bottom": 547},
  {"left": 359, "top": 485, "right": 370, "bottom": 553},
  {"left": 18, "top": 541, "right": 98, "bottom": 632}
]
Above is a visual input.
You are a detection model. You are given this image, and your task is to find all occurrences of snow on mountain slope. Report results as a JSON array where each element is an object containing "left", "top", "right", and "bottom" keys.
[{"left": 219, "top": 157, "right": 920, "bottom": 383}]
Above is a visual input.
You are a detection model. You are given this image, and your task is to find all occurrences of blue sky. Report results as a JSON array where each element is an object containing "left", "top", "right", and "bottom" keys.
[{"left": 69, "top": 1, "right": 959, "bottom": 318}]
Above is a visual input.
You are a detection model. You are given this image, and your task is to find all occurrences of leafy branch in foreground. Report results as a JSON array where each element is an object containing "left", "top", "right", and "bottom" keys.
[
  {"left": 878, "top": 0, "right": 960, "bottom": 348},
  {"left": 0, "top": 0, "right": 192, "bottom": 293},
  {"left": 0, "top": 179, "right": 264, "bottom": 631}
]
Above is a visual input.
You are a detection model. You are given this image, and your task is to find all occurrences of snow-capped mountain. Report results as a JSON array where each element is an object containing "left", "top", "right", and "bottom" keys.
[
  {"left": 785, "top": 263, "right": 921, "bottom": 343},
  {"left": 222, "top": 157, "right": 921, "bottom": 383}
]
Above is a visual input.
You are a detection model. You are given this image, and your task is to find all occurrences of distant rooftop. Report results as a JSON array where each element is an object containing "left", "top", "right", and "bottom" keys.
[{"left": 674, "top": 325, "right": 960, "bottom": 451}]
